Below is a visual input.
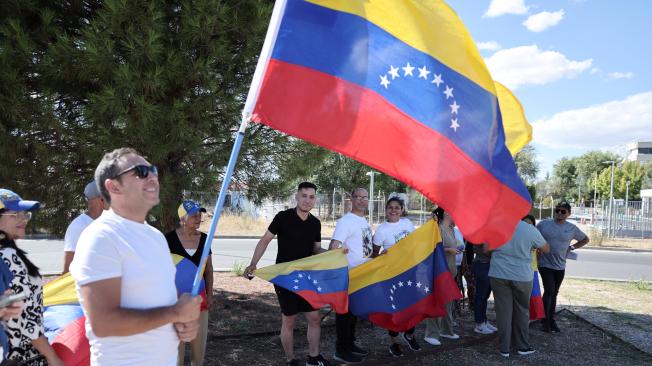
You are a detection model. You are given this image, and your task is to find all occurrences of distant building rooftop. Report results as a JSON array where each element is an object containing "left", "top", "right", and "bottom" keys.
[{"left": 625, "top": 141, "right": 652, "bottom": 162}]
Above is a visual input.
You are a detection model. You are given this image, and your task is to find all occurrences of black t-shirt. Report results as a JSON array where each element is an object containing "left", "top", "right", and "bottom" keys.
[
  {"left": 165, "top": 230, "right": 211, "bottom": 267},
  {"left": 268, "top": 208, "right": 321, "bottom": 264}
]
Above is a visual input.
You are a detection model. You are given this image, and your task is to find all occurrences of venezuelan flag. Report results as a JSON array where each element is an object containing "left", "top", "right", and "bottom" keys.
[
  {"left": 530, "top": 252, "right": 545, "bottom": 320},
  {"left": 255, "top": 249, "right": 349, "bottom": 314},
  {"left": 172, "top": 254, "right": 208, "bottom": 311},
  {"left": 43, "top": 273, "right": 90, "bottom": 366},
  {"left": 248, "top": 0, "right": 531, "bottom": 247},
  {"left": 349, "top": 220, "right": 461, "bottom": 332}
]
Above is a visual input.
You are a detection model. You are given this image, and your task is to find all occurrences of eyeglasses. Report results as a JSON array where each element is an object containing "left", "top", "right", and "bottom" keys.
[
  {"left": 0, "top": 211, "right": 33, "bottom": 221},
  {"left": 352, "top": 195, "right": 369, "bottom": 200},
  {"left": 114, "top": 165, "right": 158, "bottom": 179},
  {"left": 555, "top": 209, "right": 568, "bottom": 214}
]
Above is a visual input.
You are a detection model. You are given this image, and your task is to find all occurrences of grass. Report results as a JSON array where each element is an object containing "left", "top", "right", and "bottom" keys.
[
  {"left": 631, "top": 277, "right": 651, "bottom": 291},
  {"left": 230, "top": 261, "right": 246, "bottom": 277},
  {"left": 560, "top": 278, "right": 652, "bottom": 315}
]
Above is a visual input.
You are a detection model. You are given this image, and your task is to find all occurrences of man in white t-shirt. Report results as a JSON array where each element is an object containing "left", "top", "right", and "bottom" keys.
[
  {"left": 62, "top": 180, "right": 106, "bottom": 274},
  {"left": 69, "top": 148, "right": 201, "bottom": 366},
  {"left": 328, "top": 188, "right": 373, "bottom": 364}
]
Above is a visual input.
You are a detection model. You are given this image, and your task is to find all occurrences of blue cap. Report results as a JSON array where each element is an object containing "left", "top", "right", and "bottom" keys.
[
  {"left": 84, "top": 180, "right": 101, "bottom": 200},
  {"left": 177, "top": 200, "right": 206, "bottom": 218},
  {"left": 0, "top": 189, "right": 41, "bottom": 212}
]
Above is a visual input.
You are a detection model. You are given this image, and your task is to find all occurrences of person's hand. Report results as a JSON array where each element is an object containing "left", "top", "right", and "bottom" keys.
[
  {"left": 243, "top": 264, "right": 256, "bottom": 279},
  {"left": 205, "top": 292, "right": 214, "bottom": 310},
  {"left": 174, "top": 318, "right": 200, "bottom": 342},
  {"left": 173, "top": 293, "right": 201, "bottom": 323},
  {"left": 1, "top": 289, "right": 24, "bottom": 320}
]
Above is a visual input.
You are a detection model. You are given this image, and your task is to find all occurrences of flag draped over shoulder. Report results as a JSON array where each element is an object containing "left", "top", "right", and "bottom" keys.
[
  {"left": 255, "top": 249, "right": 349, "bottom": 314},
  {"left": 43, "top": 273, "right": 90, "bottom": 366},
  {"left": 247, "top": 0, "right": 531, "bottom": 247},
  {"left": 530, "top": 252, "right": 545, "bottom": 320},
  {"left": 349, "top": 220, "right": 461, "bottom": 332}
]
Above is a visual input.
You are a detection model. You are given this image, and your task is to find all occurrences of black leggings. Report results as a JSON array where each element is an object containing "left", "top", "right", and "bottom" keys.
[{"left": 539, "top": 267, "right": 565, "bottom": 325}]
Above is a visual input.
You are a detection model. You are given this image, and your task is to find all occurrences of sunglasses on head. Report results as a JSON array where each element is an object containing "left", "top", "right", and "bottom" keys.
[
  {"left": 114, "top": 165, "right": 158, "bottom": 179},
  {"left": 555, "top": 209, "right": 568, "bottom": 214}
]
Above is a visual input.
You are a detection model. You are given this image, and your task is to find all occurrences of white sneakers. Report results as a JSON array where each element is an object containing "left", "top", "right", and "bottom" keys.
[
  {"left": 474, "top": 321, "right": 497, "bottom": 334},
  {"left": 439, "top": 333, "right": 460, "bottom": 340},
  {"left": 423, "top": 336, "right": 441, "bottom": 346}
]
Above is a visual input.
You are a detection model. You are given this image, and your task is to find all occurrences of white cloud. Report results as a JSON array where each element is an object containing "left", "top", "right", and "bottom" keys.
[
  {"left": 484, "top": 0, "right": 529, "bottom": 17},
  {"left": 590, "top": 67, "right": 601, "bottom": 75},
  {"left": 484, "top": 45, "right": 592, "bottom": 89},
  {"left": 532, "top": 92, "right": 652, "bottom": 149},
  {"left": 523, "top": 10, "right": 565, "bottom": 32},
  {"left": 607, "top": 71, "right": 633, "bottom": 80},
  {"left": 476, "top": 41, "right": 502, "bottom": 51}
]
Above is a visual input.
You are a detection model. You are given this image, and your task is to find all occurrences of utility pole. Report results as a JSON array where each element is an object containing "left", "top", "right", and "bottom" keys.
[
  {"left": 366, "top": 171, "right": 378, "bottom": 225},
  {"left": 603, "top": 161, "right": 615, "bottom": 238}
]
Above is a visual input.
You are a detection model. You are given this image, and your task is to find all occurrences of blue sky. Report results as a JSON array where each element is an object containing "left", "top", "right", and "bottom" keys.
[{"left": 446, "top": 0, "right": 652, "bottom": 177}]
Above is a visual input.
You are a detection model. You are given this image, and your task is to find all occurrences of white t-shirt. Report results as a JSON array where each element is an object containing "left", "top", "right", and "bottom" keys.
[
  {"left": 69, "top": 209, "right": 179, "bottom": 366},
  {"left": 454, "top": 227, "right": 465, "bottom": 266},
  {"left": 332, "top": 212, "right": 373, "bottom": 268},
  {"left": 372, "top": 218, "right": 415, "bottom": 251},
  {"left": 63, "top": 213, "right": 94, "bottom": 252}
]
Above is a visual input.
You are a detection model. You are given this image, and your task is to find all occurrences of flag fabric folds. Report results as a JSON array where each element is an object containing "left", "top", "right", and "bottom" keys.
[
  {"left": 495, "top": 81, "right": 532, "bottom": 156},
  {"left": 43, "top": 273, "right": 90, "bottom": 366},
  {"left": 172, "top": 254, "right": 209, "bottom": 311},
  {"left": 530, "top": 252, "right": 545, "bottom": 320},
  {"left": 348, "top": 220, "right": 461, "bottom": 332},
  {"left": 255, "top": 249, "right": 349, "bottom": 314},
  {"left": 248, "top": 0, "right": 531, "bottom": 247}
]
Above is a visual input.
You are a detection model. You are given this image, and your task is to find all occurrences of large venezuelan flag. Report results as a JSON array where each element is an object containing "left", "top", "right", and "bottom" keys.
[
  {"left": 43, "top": 273, "right": 90, "bottom": 366},
  {"left": 530, "top": 252, "right": 545, "bottom": 320},
  {"left": 255, "top": 249, "right": 349, "bottom": 314},
  {"left": 349, "top": 220, "right": 461, "bottom": 332},
  {"left": 247, "top": 0, "right": 531, "bottom": 247}
]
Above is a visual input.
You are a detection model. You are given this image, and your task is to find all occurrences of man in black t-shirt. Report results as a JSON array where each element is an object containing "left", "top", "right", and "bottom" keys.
[{"left": 244, "top": 182, "right": 330, "bottom": 366}]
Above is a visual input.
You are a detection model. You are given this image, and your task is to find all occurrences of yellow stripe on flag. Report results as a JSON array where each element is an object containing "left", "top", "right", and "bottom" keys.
[
  {"left": 349, "top": 220, "right": 442, "bottom": 293},
  {"left": 43, "top": 272, "right": 78, "bottom": 307},
  {"left": 495, "top": 81, "right": 532, "bottom": 156},
  {"left": 309, "top": 0, "right": 495, "bottom": 94},
  {"left": 255, "top": 249, "right": 348, "bottom": 281}
]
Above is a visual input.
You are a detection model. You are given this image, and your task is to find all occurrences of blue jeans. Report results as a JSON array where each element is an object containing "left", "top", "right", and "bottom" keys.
[{"left": 472, "top": 261, "right": 491, "bottom": 324}]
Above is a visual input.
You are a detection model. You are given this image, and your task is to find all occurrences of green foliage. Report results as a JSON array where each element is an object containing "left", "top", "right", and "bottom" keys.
[
  {"left": 514, "top": 144, "right": 539, "bottom": 185},
  {"left": 230, "top": 261, "right": 246, "bottom": 277},
  {"left": 596, "top": 161, "right": 647, "bottom": 200}
]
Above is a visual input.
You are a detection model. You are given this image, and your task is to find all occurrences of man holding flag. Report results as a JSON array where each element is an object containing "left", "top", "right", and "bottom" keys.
[
  {"left": 244, "top": 182, "right": 331, "bottom": 366},
  {"left": 70, "top": 148, "right": 201, "bottom": 366},
  {"left": 328, "top": 188, "right": 373, "bottom": 364}
]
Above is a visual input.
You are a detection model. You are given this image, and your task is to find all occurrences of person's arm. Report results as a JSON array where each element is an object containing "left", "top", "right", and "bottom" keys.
[
  {"left": 243, "top": 230, "right": 275, "bottom": 278},
  {"left": 32, "top": 336, "right": 63, "bottom": 366},
  {"left": 571, "top": 235, "right": 590, "bottom": 250},
  {"left": 78, "top": 277, "right": 200, "bottom": 337},
  {"left": 539, "top": 242, "right": 551, "bottom": 254},
  {"left": 371, "top": 244, "right": 382, "bottom": 258},
  {"left": 313, "top": 241, "right": 326, "bottom": 254},
  {"left": 329, "top": 239, "right": 343, "bottom": 250},
  {"left": 62, "top": 251, "right": 75, "bottom": 274},
  {"left": 203, "top": 255, "right": 214, "bottom": 309}
]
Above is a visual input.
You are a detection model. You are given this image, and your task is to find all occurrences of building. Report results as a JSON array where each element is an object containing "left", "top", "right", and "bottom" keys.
[{"left": 625, "top": 141, "right": 652, "bottom": 163}]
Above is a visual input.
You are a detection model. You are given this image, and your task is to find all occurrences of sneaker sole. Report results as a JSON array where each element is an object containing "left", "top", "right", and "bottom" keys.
[{"left": 518, "top": 351, "right": 536, "bottom": 356}]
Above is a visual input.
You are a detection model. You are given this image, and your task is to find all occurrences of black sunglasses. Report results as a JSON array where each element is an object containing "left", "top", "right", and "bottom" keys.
[
  {"left": 555, "top": 209, "right": 568, "bottom": 214},
  {"left": 114, "top": 165, "right": 158, "bottom": 179}
]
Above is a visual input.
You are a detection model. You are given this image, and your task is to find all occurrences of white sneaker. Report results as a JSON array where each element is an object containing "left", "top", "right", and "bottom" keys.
[
  {"left": 485, "top": 321, "right": 497, "bottom": 332},
  {"left": 423, "top": 336, "right": 441, "bottom": 346},
  {"left": 474, "top": 323, "right": 493, "bottom": 334},
  {"left": 440, "top": 333, "right": 460, "bottom": 340}
]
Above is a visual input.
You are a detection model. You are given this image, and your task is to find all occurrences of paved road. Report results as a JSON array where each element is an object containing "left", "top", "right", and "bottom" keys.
[{"left": 17, "top": 238, "right": 652, "bottom": 282}]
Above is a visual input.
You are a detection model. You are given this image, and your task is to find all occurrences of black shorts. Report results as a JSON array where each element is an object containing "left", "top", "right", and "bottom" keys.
[{"left": 274, "top": 285, "right": 316, "bottom": 316}]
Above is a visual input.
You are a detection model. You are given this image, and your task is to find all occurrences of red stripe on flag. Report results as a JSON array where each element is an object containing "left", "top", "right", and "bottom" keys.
[
  {"left": 252, "top": 60, "right": 529, "bottom": 247},
  {"left": 530, "top": 295, "right": 545, "bottom": 320},
  {"left": 296, "top": 290, "right": 349, "bottom": 314},
  {"left": 52, "top": 316, "right": 90, "bottom": 366}
]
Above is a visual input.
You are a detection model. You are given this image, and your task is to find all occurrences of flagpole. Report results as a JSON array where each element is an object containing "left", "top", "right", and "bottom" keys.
[{"left": 191, "top": 0, "right": 288, "bottom": 296}]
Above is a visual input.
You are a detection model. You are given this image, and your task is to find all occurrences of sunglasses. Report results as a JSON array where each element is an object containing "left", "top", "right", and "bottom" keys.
[
  {"left": 114, "top": 165, "right": 158, "bottom": 179},
  {"left": 0, "top": 211, "right": 33, "bottom": 221},
  {"left": 555, "top": 209, "right": 568, "bottom": 214}
]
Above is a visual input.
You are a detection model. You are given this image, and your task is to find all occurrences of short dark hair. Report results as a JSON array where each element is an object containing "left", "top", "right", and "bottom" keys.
[
  {"left": 522, "top": 214, "right": 536, "bottom": 226},
  {"left": 297, "top": 182, "right": 317, "bottom": 192},
  {"left": 433, "top": 207, "right": 445, "bottom": 222},
  {"left": 94, "top": 147, "right": 140, "bottom": 203}
]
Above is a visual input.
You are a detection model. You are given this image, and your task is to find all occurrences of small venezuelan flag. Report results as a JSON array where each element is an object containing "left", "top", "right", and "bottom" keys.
[
  {"left": 530, "top": 252, "right": 545, "bottom": 320},
  {"left": 348, "top": 220, "right": 461, "bottom": 332},
  {"left": 255, "top": 249, "right": 349, "bottom": 314}
]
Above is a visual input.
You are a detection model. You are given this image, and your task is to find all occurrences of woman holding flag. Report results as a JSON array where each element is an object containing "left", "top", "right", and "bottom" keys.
[{"left": 371, "top": 197, "right": 421, "bottom": 357}]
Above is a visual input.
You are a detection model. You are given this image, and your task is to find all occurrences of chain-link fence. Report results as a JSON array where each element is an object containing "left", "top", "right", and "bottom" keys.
[{"left": 566, "top": 200, "right": 652, "bottom": 239}]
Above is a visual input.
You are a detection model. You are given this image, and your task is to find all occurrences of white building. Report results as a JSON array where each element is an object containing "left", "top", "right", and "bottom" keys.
[
  {"left": 642, "top": 189, "right": 652, "bottom": 214},
  {"left": 625, "top": 141, "right": 652, "bottom": 162}
]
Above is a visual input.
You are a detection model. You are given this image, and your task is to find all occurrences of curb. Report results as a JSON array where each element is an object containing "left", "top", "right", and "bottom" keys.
[{"left": 581, "top": 246, "right": 652, "bottom": 253}]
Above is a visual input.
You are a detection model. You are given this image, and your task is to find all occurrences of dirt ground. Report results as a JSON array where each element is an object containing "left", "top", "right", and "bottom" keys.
[{"left": 201, "top": 273, "right": 652, "bottom": 366}]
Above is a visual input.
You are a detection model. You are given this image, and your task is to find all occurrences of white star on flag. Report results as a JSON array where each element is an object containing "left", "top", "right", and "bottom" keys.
[
  {"left": 390, "top": 296, "right": 394, "bottom": 301},
  {"left": 443, "top": 86, "right": 454, "bottom": 99},
  {"left": 450, "top": 101, "right": 460, "bottom": 114},
  {"left": 388, "top": 65, "right": 400, "bottom": 79},
  {"left": 424, "top": 286, "right": 430, "bottom": 293},
  {"left": 432, "top": 73, "right": 443, "bottom": 87},
  {"left": 307, "top": 275, "right": 311, "bottom": 280},
  {"left": 392, "top": 304, "right": 396, "bottom": 310},
  {"left": 450, "top": 118, "right": 460, "bottom": 131},
  {"left": 402, "top": 62, "right": 415, "bottom": 76},
  {"left": 294, "top": 279, "right": 299, "bottom": 283},
  {"left": 407, "top": 280, "right": 412, "bottom": 286},
  {"left": 416, "top": 282, "right": 422, "bottom": 288},
  {"left": 379, "top": 74, "right": 390, "bottom": 89},
  {"left": 418, "top": 66, "right": 430, "bottom": 79},
  {"left": 294, "top": 286, "right": 299, "bottom": 290},
  {"left": 298, "top": 274, "right": 303, "bottom": 278},
  {"left": 392, "top": 285, "right": 397, "bottom": 290},
  {"left": 317, "top": 287, "right": 322, "bottom": 292},
  {"left": 398, "top": 281, "right": 404, "bottom": 287},
  {"left": 313, "top": 280, "right": 317, "bottom": 285}
]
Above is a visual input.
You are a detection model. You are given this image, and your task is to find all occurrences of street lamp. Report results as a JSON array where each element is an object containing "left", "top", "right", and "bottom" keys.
[
  {"left": 603, "top": 161, "right": 615, "bottom": 238},
  {"left": 366, "top": 171, "right": 378, "bottom": 224},
  {"left": 625, "top": 180, "right": 630, "bottom": 220}
]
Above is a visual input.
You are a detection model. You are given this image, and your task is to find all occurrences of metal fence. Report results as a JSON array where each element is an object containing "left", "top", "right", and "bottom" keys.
[{"left": 563, "top": 200, "right": 652, "bottom": 239}]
